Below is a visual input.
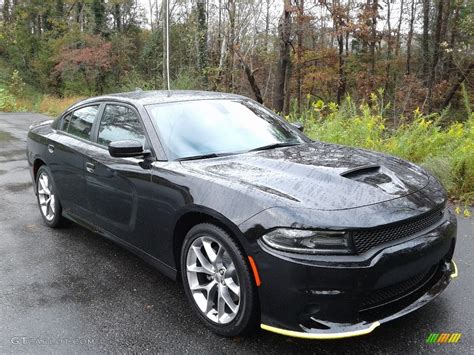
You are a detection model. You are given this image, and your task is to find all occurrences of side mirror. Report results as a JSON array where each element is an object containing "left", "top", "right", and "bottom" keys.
[
  {"left": 108, "top": 140, "right": 149, "bottom": 158},
  {"left": 290, "top": 122, "right": 304, "bottom": 132}
]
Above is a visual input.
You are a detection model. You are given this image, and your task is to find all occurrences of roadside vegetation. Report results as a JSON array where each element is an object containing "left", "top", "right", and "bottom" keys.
[
  {"left": 1, "top": 74, "right": 472, "bottom": 212},
  {"left": 0, "top": 1, "right": 472, "bottom": 211},
  {"left": 288, "top": 92, "right": 473, "bottom": 213}
]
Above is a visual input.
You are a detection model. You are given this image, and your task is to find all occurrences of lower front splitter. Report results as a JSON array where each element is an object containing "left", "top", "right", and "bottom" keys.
[{"left": 260, "top": 260, "right": 458, "bottom": 340}]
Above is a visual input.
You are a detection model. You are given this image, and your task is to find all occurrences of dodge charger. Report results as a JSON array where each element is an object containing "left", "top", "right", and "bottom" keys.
[{"left": 26, "top": 90, "right": 458, "bottom": 339}]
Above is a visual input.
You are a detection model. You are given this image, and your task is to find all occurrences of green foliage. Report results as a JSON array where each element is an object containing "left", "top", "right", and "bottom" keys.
[
  {"left": 0, "top": 87, "right": 18, "bottom": 111},
  {"left": 8, "top": 70, "right": 26, "bottom": 97},
  {"left": 171, "top": 70, "right": 202, "bottom": 90},
  {"left": 292, "top": 93, "right": 474, "bottom": 209}
]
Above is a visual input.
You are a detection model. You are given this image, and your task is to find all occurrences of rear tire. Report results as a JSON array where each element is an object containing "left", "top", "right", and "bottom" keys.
[
  {"left": 36, "top": 165, "right": 66, "bottom": 228},
  {"left": 181, "top": 223, "right": 259, "bottom": 337}
]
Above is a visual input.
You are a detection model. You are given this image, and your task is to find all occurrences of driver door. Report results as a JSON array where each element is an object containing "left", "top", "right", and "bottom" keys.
[{"left": 84, "top": 103, "right": 155, "bottom": 247}]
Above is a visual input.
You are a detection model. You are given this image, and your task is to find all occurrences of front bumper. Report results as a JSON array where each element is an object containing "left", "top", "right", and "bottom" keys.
[{"left": 254, "top": 209, "right": 457, "bottom": 339}]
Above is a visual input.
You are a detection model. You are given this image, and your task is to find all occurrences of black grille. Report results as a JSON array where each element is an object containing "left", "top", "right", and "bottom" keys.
[
  {"left": 360, "top": 266, "right": 436, "bottom": 310},
  {"left": 351, "top": 208, "right": 444, "bottom": 254}
]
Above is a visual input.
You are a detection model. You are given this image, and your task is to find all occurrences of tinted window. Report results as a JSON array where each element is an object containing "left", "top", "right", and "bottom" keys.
[
  {"left": 146, "top": 100, "right": 304, "bottom": 160},
  {"left": 97, "top": 105, "right": 146, "bottom": 147},
  {"left": 67, "top": 106, "right": 99, "bottom": 140}
]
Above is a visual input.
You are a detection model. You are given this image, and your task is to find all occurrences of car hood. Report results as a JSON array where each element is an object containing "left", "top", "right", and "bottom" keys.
[{"left": 180, "top": 142, "right": 431, "bottom": 211}]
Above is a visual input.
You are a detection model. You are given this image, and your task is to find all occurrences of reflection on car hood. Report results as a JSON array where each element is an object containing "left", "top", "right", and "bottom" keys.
[{"left": 181, "top": 142, "right": 431, "bottom": 210}]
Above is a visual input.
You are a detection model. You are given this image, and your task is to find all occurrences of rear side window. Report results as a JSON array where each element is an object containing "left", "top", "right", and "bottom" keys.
[
  {"left": 97, "top": 105, "right": 146, "bottom": 147},
  {"left": 65, "top": 105, "right": 99, "bottom": 140}
]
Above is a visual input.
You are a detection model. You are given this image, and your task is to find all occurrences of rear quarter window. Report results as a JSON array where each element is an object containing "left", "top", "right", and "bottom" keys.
[{"left": 65, "top": 105, "right": 99, "bottom": 140}]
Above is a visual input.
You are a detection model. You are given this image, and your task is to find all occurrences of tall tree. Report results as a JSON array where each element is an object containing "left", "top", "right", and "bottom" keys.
[
  {"left": 394, "top": 0, "right": 404, "bottom": 57},
  {"left": 369, "top": 0, "right": 378, "bottom": 81},
  {"left": 197, "top": 0, "right": 208, "bottom": 87},
  {"left": 325, "top": 0, "right": 348, "bottom": 104},
  {"left": 421, "top": 0, "right": 431, "bottom": 79},
  {"left": 427, "top": 0, "right": 445, "bottom": 112},
  {"left": 273, "top": 0, "right": 291, "bottom": 114},
  {"left": 405, "top": 0, "right": 416, "bottom": 74},
  {"left": 2, "top": 0, "right": 10, "bottom": 22},
  {"left": 295, "top": 0, "right": 305, "bottom": 112},
  {"left": 225, "top": 0, "right": 236, "bottom": 91},
  {"left": 384, "top": 0, "right": 392, "bottom": 94},
  {"left": 76, "top": 1, "right": 84, "bottom": 32},
  {"left": 92, "top": 0, "right": 105, "bottom": 35},
  {"left": 114, "top": 3, "right": 122, "bottom": 32},
  {"left": 55, "top": 0, "right": 64, "bottom": 18}
]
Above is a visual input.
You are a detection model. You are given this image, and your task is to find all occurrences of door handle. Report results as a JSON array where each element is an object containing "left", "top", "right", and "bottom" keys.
[
  {"left": 85, "top": 162, "right": 95, "bottom": 174},
  {"left": 48, "top": 144, "right": 55, "bottom": 153}
]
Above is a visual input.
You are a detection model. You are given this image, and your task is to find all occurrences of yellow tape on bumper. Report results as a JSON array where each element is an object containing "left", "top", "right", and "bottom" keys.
[
  {"left": 450, "top": 260, "right": 458, "bottom": 279},
  {"left": 260, "top": 321, "right": 380, "bottom": 340}
]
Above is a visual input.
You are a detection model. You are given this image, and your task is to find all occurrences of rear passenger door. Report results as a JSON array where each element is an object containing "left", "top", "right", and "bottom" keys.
[
  {"left": 85, "top": 103, "right": 154, "bottom": 245},
  {"left": 49, "top": 104, "right": 100, "bottom": 218}
]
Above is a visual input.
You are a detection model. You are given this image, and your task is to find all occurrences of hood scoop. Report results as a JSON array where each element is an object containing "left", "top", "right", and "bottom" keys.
[
  {"left": 340, "top": 164, "right": 381, "bottom": 178},
  {"left": 341, "top": 164, "right": 411, "bottom": 195}
]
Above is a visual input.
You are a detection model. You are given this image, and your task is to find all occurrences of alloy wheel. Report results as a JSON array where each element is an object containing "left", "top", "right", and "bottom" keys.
[
  {"left": 186, "top": 236, "right": 241, "bottom": 324},
  {"left": 37, "top": 172, "right": 56, "bottom": 221}
]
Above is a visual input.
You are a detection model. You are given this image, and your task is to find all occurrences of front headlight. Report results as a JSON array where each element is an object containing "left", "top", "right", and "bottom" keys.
[{"left": 261, "top": 228, "right": 352, "bottom": 255}]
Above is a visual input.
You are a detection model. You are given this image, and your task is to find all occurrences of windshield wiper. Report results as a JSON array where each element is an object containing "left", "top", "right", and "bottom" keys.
[
  {"left": 249, "top": 142, "right": 302, "bottom": 152},
  {"left": 178, "top": 142, "right": 302, "bottom": 161},
  {"left": 177, "top": 152, "right": 238, "bottom": 161}
]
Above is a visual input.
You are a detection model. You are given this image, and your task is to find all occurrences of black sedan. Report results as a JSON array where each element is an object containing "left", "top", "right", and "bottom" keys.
[{"left": 26, "top": 90, "right": 458, "bottom": 339}]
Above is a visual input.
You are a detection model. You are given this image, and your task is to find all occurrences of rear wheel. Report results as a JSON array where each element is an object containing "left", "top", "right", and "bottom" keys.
[
  {"left": 36, "top": 165, "right": 65, "bottom": 228},
  {"left": 181, "top": 223, "right": 259, "bottom": 337}
]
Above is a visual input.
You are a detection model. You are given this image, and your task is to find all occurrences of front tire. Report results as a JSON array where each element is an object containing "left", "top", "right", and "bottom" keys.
[
  {"left": 181, "top": 223, "right": 259, "bottom": 337},
  {"left": 36, "top": 165, "right": 65, "bottom": 228}
]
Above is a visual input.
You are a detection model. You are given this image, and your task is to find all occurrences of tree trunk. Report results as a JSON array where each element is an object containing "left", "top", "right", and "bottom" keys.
[
  {"left": 197, "top": 0, "right": 208, "bottom": 87},
  {"left": 384, "top": 0, "right": 392, "bottom": 94},
  {"left": 441, "top": 63, "right": 474, "bottom": 109},
  {"left": 265, "top": 0, "right": 271, "bottom": 52},
  {"left": 405, "top": 0, "right": 415, "bottom": 75},
  {"left": 114, "top": 3, "right": 122, "bottom": 32},
  {"left": 369, "top": 0, "right": 378, "bottom": 86},
  {"left": 394, "top": 0, "right": 404, "bottom": 57},
  {"left": 92, "top": 0, "right": 105, "bottom": 35},
  {"left": 162, "top": 0, "right": 167, "bottom": 88},
  {"left": 76, "top": 2, "right": 84, "bottom": 31},
  {"left": 421, "top": 0, "right": 430, "bottom": 80},
  {"left": 336, "top": 34, "right": 346, "bottom": 104},
  {"left": 273, "top": 0, "right": 291, "bottom": 114},
  {"left": 55, "top": 0, "right": 64, "bottom": 17},
  {"left": 226, "top": 0, "right": 236, "bottom": 91},
  {"left": 427, "top": 0, "right": 444, "bottom": 112},
  {"left": 444, "top": 1, "right": 460, "bottom": 79},
  {"left": 2, "top": 0, "right": 10, "bottom": 22},
  {"left": 295, "top": 0, "right": 304, "bottom": 112},
  {"left": 236, "top": 51, "right": 263, "bottom": 104},
  {"left": 217, "top": 0, "right": 222, "bottom": 63}
]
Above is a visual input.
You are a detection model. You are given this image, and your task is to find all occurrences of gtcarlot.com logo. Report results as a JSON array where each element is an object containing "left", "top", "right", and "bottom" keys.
[{"left": 426, "top": 333, "right": 462, "bottom": 344}]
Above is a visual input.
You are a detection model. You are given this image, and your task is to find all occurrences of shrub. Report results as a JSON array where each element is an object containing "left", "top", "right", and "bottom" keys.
[
  {"left": 8, "top": 70, "right": 26, "bottom": 97},
  {"left": 295, "top": 93, "right": 474, "bottom": 210},
  {"left": 0, "top": 87, "right": 18, "bottom": 111},
  {"left": 38, "top": 95, "right": 84, "bottom": 117}
]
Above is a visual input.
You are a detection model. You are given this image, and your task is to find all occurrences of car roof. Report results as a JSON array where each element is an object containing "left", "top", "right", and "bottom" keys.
[{"left": 67, "top": 90, "right": 248, "bottom": 112}]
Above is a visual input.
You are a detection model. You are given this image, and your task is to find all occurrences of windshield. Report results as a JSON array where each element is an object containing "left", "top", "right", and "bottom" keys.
[{"left": 146, "top": 99, "right": 305, "bottom": 160}]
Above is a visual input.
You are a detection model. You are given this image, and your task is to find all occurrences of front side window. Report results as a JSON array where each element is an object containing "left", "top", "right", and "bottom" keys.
[
  {"left": 66, "top": 105, "right": 99, "bottom": 140},
  {"left": 59, "top": 113, "right": 71, "bottom": 131},
  {"left": 146, "top": 99, "right": 304, "bottom": 160},
  {"left": 97, "top": 105, "right": 146, "bottom": 147}
]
